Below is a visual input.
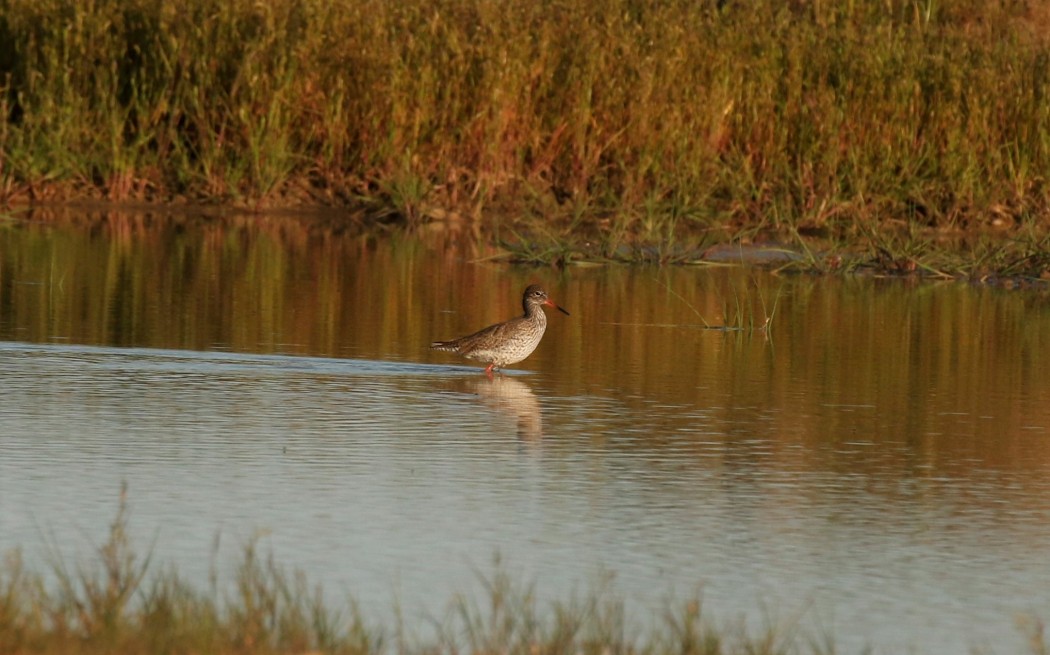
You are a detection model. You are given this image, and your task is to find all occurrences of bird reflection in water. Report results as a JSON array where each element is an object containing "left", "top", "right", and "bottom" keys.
[{"left": 466, "top": 375, "right": 544, "bottom": 442}]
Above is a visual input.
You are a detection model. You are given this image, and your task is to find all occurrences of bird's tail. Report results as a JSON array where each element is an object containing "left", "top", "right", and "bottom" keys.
[{"left": 430, "top": 340, "right": 458, "bottom": 352}]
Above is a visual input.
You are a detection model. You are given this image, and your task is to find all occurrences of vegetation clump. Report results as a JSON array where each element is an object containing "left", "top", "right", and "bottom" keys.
[
  {"left": 3, "top": 494, "right": 1048, "bottom": 654},
  {"left": 1, "top": 0, "right": 1049, "bottom": 273},
  {"left": 0, "top": 495, "right": 830, "bottom": 655}
]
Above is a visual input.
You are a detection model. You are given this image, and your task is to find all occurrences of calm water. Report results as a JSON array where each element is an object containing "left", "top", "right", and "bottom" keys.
[{"left": 2, "top": 209, "right": 1050, "bottom": 653}]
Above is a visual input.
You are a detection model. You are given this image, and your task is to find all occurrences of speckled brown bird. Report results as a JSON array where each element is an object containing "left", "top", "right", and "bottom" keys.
[{"left": 430, "top": 285, "right": 570, "bottom": 374}]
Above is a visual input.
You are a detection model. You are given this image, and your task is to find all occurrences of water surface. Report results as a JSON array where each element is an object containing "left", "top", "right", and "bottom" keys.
[{"left": 2, "top": 209, "right": 1050, "bottom": 653}]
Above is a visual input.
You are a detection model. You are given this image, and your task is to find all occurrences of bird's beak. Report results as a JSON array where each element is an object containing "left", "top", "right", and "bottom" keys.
[{"left": 545, "top": 299, "right": 570, "bottom": 316}]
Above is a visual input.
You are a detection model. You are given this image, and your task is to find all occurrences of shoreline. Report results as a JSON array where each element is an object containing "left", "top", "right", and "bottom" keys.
[{"left": 4, "top": 197, "right": 1049, "bottom": 286}]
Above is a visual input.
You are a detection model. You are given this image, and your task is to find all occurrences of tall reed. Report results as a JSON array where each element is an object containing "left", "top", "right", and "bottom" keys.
[{"left": 1, "top": 0, "right": 1048, "bottom": 241}]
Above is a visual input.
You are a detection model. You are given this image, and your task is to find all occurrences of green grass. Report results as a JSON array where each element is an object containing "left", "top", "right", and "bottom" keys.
[
  {"left": 4, "top": 493, "right": 1047, "bottom": 655},
  {"left": 1, "top": 0, "right": 1049, "bottom": 273}
]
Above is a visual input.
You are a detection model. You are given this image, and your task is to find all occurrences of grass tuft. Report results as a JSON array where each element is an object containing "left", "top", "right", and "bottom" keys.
[
  {"left": 1, "top": 491, "right": 1049, "bottom": 654},
  {"left": 658, "top": 274, "right": 781, "bottom": 335}
]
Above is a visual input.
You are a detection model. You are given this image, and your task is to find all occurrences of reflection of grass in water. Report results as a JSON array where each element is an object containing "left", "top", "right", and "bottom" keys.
[{"left": 3, "top": 490, "right": 1049, "bottom": 654}]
